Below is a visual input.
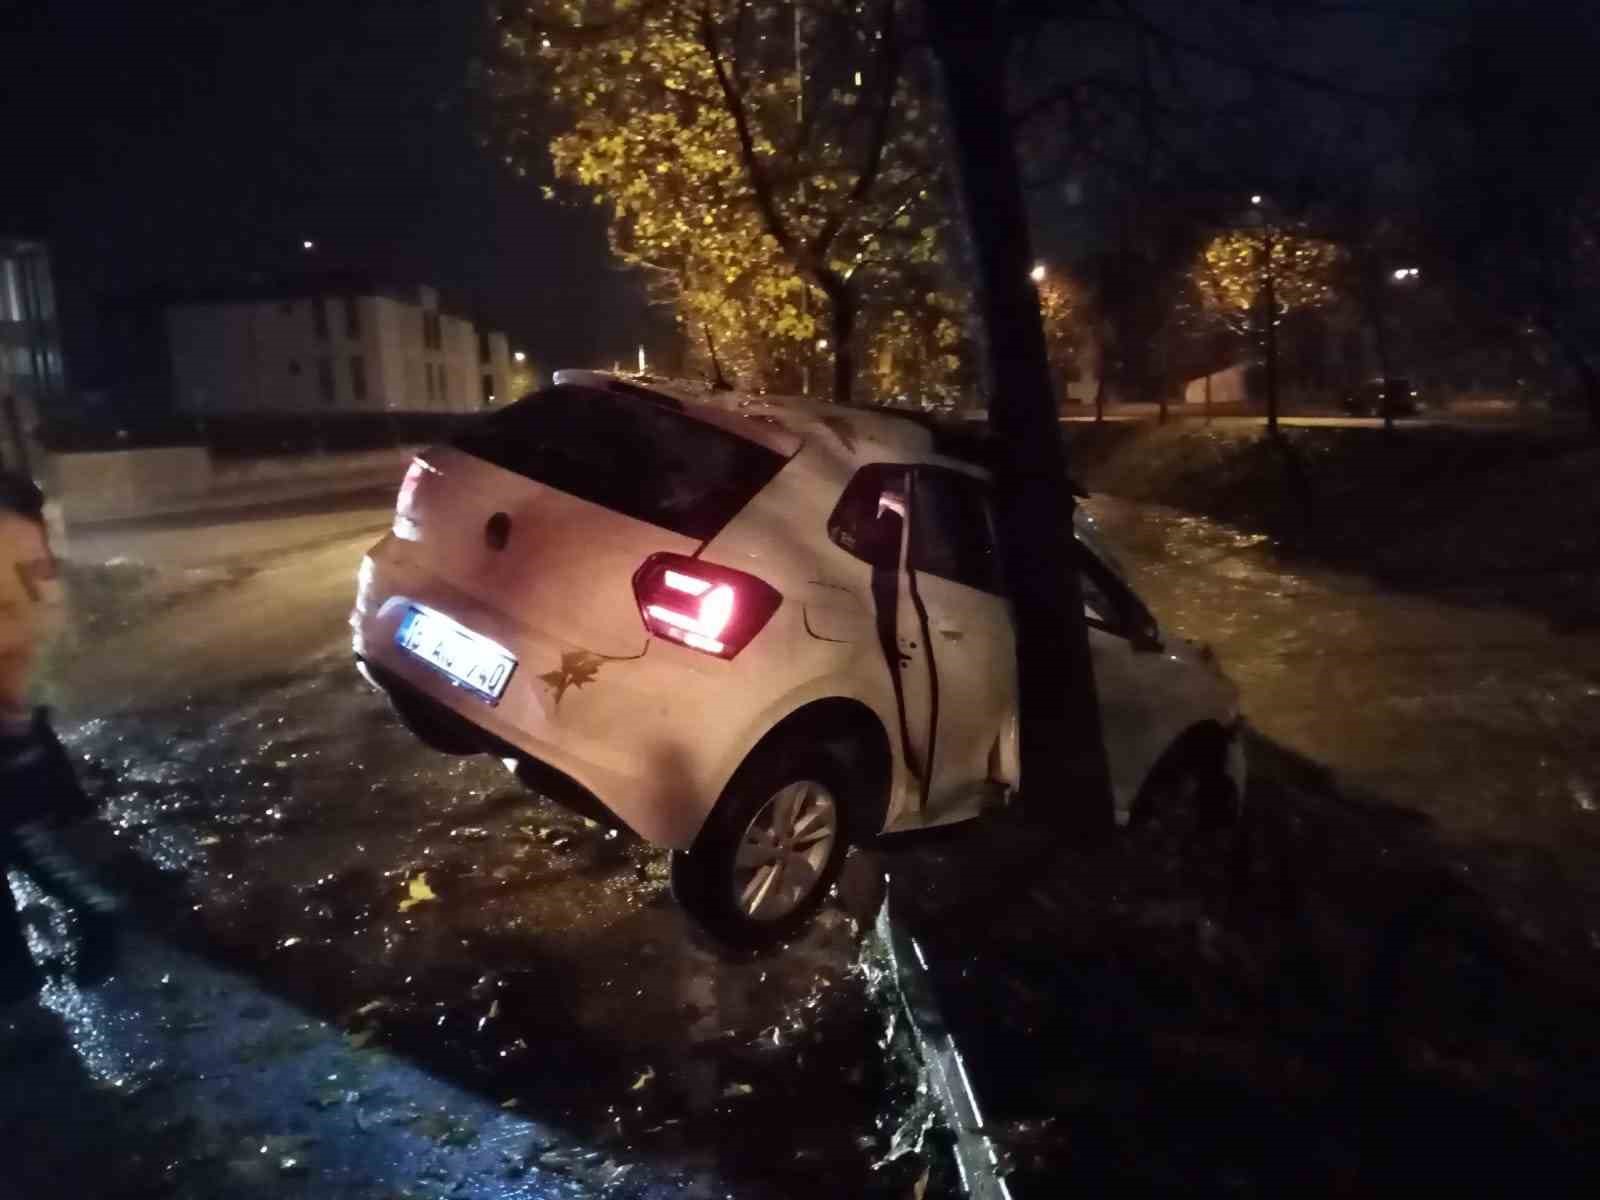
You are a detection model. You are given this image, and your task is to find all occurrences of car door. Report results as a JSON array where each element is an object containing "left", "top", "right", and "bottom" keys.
[
  {"left": 906, "top": 467, "right": 1016, "bottom": 819},
  {"left": 1075, "top": 538, "right": 1168, "bottom": 815},
  {"left": 827, "top": 465, "right": 937, "bottom": 797}
]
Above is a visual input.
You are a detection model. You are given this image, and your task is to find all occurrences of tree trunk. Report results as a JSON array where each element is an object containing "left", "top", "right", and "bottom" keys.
[
  {"left": 826, "top": 284, "right": 857, "bottom": 406},
  {"left": 1360, "top": 263, "right": 1396, "bottom": 436},
  {"left": 922, "top": 0, "right": 1114, "bottom": 841},
  {"left": 1262, "top": 232, "right": 1280, "bottom": 438}
]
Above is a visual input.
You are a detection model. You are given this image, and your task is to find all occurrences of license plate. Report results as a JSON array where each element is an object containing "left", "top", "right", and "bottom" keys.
[{"left": 395, "top": 605, "right": 517, "bottom": 703}]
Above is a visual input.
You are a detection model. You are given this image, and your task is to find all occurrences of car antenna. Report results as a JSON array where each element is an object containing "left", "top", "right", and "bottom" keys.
[{"left": 704, "top": 329, "right": 734, "bottom": 392}]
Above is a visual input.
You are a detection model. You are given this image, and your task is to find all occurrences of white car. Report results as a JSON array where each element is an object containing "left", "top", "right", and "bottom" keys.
[{"left": 351, "top": 371, "right": 1245, "bottom": 944}]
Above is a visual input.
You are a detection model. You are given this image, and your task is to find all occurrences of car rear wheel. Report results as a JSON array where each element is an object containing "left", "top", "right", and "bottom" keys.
[{"left": 671, "top": 739, "right": 852, "bottom": 948}]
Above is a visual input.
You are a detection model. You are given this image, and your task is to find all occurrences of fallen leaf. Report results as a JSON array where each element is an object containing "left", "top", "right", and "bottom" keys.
[
  {"left": 631, "top": 1065, "right": 655, "bottom": 1091},
  {"left": 722, "top": 1082, "right": 753, "bottom": 1098},
  {"left": 538, "top": 650, "right": 605, "bottom": 706},
  {"left": 398, "top": 873, "right": 437, "bottom": 912}
]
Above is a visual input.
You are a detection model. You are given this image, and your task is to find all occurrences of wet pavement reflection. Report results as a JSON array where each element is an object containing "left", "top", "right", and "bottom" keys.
[{"left": 7, "top": 654, "right": 927, "bottom": 1197}]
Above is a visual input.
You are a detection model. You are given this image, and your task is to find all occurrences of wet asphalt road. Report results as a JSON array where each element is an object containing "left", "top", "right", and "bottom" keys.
[
  {"left": 11, "top": 491, "right": 1600, "bottom": 1196},
  {"left": 14, "top": 652, "right": 920, "bottom": 1198}
]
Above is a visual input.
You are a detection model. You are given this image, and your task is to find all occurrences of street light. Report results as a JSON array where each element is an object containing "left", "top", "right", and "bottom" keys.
[
  {"left": 1392, "top": 266, "right": 1420, "bottom": 281},
  {"left": 816, "top": 338, "right": 829, "bottom": 351},
  {"left": 302, "top": 239, "right": 316, "bottom": 251},
  {"left": 1250, "top": 194, "right": 1263, "bottom": 206},
  {"left": 1030, "top": 263, "right": 1047, "bottom": 283},
  {"left": 513, "top": 351, "right": 527, "bottom": 363}
]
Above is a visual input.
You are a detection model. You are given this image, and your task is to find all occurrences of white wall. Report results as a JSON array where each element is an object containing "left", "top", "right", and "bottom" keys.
[{"left": 1184, "top": 363, "right": 1250, "bottom": 407}]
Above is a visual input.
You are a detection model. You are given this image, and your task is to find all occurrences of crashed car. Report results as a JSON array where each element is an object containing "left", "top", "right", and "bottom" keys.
[{"left": 351, "top": 371, "right": 1246, "bottom": 945}]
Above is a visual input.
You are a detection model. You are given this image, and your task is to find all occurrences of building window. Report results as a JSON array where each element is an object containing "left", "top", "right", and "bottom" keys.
[
  {"left": 317, "top": 358, "right": 336, "bottom": 405},
  {"left": 482, "top": 373, "right": 495, "bottom": 407},
  {"left": 478, "top": 330, "right": 491, "bottom": 364},
  {"left": 344, "top": 296, "right": 361, "bottom": 339},
  {"left": 422, "top": 311, "right": 442, "bottom": 351},
  {"left": 350, "top": 355, "right": 367, "bottom": 402},
  {"left": 313, "top": 298, "right": 329, "bottom": 340}
]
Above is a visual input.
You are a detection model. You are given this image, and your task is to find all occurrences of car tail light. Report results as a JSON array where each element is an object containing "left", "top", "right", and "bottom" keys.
[
  {"left": 633, "top": 553, "right": 781, "bottom": 659},
  {"left": 396, "top": 459, "right": 427, "bottom": 513},
  {"left": 394, "top": 459, "right": 432, "bottom": 540}
]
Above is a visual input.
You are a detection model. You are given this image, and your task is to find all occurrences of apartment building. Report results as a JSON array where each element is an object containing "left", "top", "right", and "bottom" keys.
[{"left": 164, "top": 275, "right": 513, "bottom": 415}]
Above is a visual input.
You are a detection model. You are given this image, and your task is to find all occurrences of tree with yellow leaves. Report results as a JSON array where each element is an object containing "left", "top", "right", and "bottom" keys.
[
  {"left": 1195, "top": 220, "right": 1344, "bottom": 433},
  {"left": 489, "top": 0, "right": 965, "bottom": 405}
]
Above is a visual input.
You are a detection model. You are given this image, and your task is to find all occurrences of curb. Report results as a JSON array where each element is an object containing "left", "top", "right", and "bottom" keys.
[{"left": 876, "top": 894, "right": 1016, "bottom": 1200}]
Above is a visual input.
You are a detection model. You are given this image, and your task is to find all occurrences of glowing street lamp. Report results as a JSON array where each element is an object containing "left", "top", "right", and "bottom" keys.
[
  {"left": 1029, "top": 263, "right": 1047, "bottom": 284},
  {"left": 302, "top": 239, "right": 316, "bottom": 251},
  {"left": 513, "top": 351, "right": 527, "bottom": 363},
  {"left": 1250, "top": 194, "right": 1263, "bottom": 206},
  {"left": 816, "top": 338, "right": 829, "bottom": 351}
]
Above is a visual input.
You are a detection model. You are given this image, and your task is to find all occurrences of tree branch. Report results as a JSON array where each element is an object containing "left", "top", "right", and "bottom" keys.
[
  {"left": 808, "top": 0, "right": 902, "bottom": 261},
  {"left": 697, "top": 2, "right": 806, "bottom": 267},
  {"left": 509, "top": 0, "right": 675, "bottom": 48}
]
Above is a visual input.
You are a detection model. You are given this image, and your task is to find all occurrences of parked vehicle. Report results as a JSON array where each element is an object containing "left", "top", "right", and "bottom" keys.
[
  {"left": 351, "top": 371, "right": 1246, "bottom": 945},
  {"left": 1342, "top": 377, "right": 1421, "bottom": 417}
]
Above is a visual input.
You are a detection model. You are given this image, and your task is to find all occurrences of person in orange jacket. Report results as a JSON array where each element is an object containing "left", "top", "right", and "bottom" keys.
[{"left": 1, "top": 471, "right": 115, "bottom": 1056}]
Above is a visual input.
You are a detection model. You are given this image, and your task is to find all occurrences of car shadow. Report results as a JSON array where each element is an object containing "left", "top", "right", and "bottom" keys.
[{"left": 878, "top": 727, "right": 1600, "bottom": 1197}]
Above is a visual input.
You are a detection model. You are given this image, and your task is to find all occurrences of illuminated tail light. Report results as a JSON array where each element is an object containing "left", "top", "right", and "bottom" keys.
[{"left": 633, "top": 553, "right": 781, "bottom": 659}]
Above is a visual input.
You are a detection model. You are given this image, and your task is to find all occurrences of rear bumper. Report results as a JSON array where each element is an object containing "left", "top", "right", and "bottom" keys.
[
  {"left": 350, "top": 543, "right": 852, "bottom": 850},
  {"left": 356, "top": 657, "right": 630, "bottom": 832}
]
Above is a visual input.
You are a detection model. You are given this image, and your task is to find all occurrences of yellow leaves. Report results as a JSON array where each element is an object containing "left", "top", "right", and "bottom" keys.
[
  {"left": 1195, "top": 226, "right": 1344, "bottom": 319},
  {"left": 398, "top": 873, "right": 437, "bottom": 912}
]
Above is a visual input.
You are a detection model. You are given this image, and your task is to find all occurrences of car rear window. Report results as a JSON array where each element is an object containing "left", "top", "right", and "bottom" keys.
[{"left": 452, "top": 384, "right": 788, "bottom": 541}]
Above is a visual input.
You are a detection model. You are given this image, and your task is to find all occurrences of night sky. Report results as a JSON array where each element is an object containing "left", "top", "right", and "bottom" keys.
[{"left": 4, "top": 0, "right": 660, "bottom": 388}]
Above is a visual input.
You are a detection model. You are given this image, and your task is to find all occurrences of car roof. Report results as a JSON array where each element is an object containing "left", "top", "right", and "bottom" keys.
[
  {"left": 552, "top": 368, "right": 985, "bottom": 475},
  {"left": 550, "top": 370, "right": 1096, "bottom": 496}
]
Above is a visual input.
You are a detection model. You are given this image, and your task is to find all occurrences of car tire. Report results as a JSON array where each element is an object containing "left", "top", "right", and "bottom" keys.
[
  {"left": 1128, "top": 731, "right": 1239, "bottom": 858},
  {"left": 670, "top": 737, "right": 854, "bottom": 949},
  {"left": 387, "top": 690, "right": 483, "bottom": 756}
]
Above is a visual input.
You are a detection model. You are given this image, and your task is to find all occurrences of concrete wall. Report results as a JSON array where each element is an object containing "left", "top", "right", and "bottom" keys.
[
  {"left": 211, "top": 447, "right": 411, "bottom": 488},
  {"left": 52, "top": 445, "right": 413, "bottom": 523},
  {"left": 53, "top": 446, "right": 213, "bottom": 519}
]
